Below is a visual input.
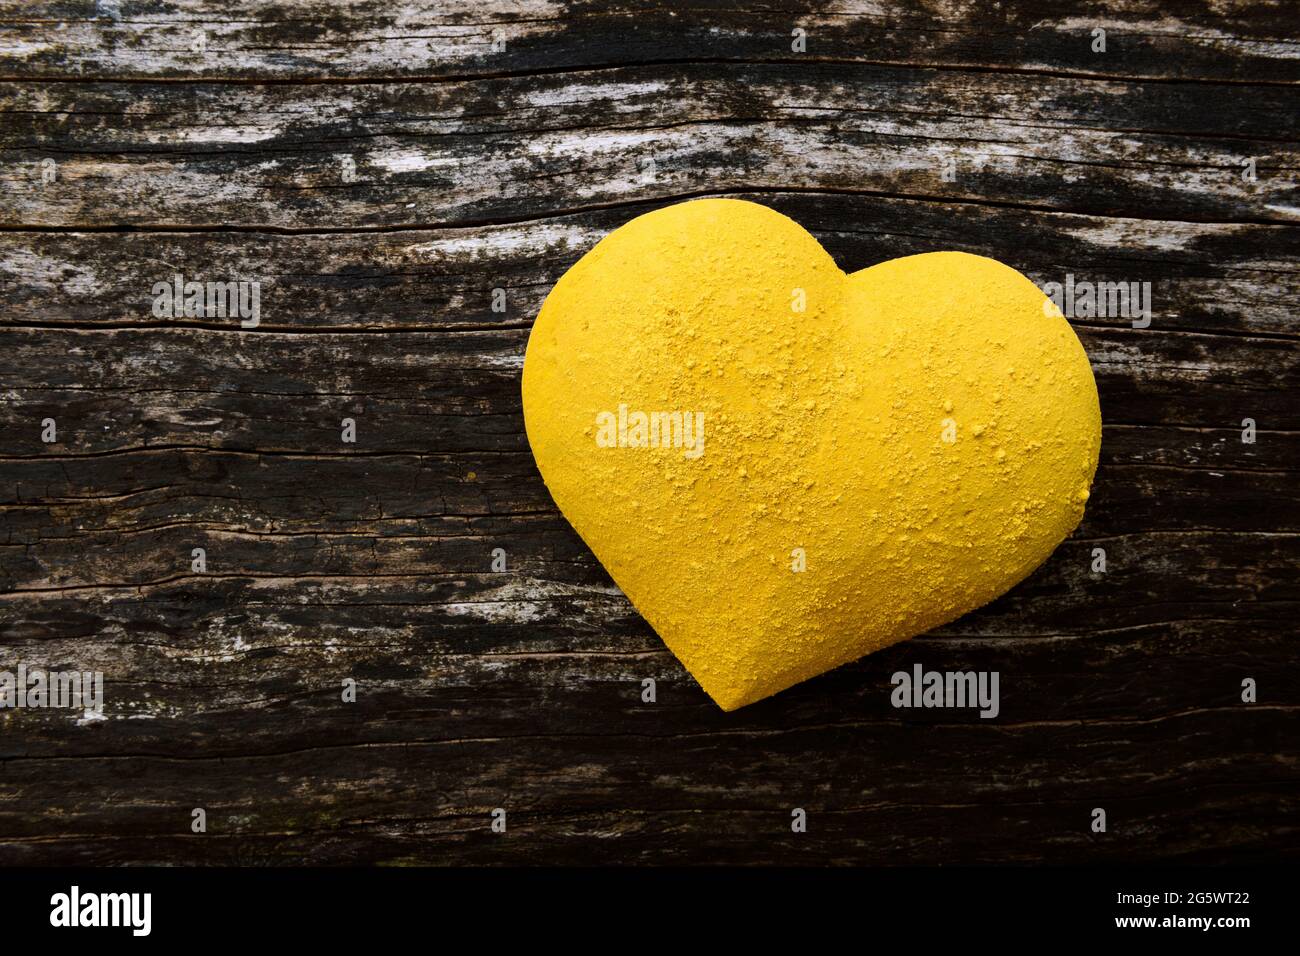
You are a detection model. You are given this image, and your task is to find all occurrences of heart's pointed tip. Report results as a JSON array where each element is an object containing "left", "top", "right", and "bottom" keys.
[
  {"left": 697, "top": 679, "right": 768, "bottom": 713},
  {"left": 711, "top": 693, "right": 747, "bottom": 714}
]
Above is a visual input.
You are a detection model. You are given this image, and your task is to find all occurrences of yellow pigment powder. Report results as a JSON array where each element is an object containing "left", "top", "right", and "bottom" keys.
[{"left": 522, "top": 198, "right": 1101, "bottom": 710}]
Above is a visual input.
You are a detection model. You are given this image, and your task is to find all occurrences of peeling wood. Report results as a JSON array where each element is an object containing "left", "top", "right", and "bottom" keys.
[
  {"left": 1, "top": 67, "right": 1296, "bottom": 229},
  {"left": 0, "top": 1, "right": 1297, "bottom": 84}
]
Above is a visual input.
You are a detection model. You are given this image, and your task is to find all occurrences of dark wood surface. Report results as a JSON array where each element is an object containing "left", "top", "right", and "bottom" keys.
[{"left": 0, "top": 1, "right": 1296, "bottom": 865}]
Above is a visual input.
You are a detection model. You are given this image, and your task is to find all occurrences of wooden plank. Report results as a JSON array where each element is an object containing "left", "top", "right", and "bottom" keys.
[
  {"left": 2, "top": 197, "right": 1297, "bottom": 333},
  {"left": 1, "top": 67, "right": 1295, "bottom": 230},
  {"left": 1, "top": 1, "right": 1296, "bottom": 84}
]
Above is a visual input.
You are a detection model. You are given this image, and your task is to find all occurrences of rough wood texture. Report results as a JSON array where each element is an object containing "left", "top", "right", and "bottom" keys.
[{"left": 0, "top": 1, "right": 1296, "bottom": 865}]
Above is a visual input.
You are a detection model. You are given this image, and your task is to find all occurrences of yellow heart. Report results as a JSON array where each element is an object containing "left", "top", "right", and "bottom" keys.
[{"left": 522, "top": 199, "right": 1100, "bottom": 711}]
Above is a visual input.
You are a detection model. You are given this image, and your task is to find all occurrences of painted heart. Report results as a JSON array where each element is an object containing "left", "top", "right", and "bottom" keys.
[{"left": 522, "top": 199, "right": 1101, "bottom": 711}]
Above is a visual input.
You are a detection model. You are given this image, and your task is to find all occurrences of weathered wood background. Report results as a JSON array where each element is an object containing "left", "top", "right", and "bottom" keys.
[{"left": 0, "top": 1, "right": 1297, "bottom": 865}]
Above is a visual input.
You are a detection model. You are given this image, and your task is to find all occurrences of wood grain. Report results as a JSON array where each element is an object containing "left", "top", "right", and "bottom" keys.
[{"left": 0, "top": 1, "right": 1297, "bottom": 866}]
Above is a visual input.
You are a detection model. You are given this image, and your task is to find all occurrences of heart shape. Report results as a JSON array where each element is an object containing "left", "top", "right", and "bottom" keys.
[{"left": 522, "top": 199, "right": 1100, "bottom": 710}]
